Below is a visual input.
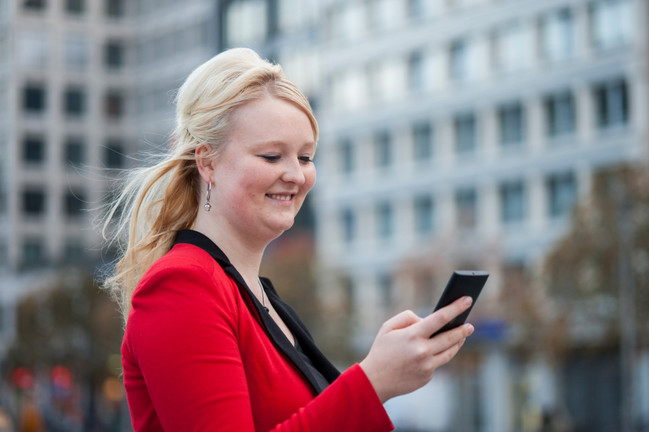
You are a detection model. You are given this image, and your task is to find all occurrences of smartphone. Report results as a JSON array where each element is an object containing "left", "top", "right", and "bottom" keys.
[{"left": 430, "top": 270, "right": 489, "bottom": 337}]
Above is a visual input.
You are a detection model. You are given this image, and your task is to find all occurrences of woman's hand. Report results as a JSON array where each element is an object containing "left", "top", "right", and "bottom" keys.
[{"left": 359, "top": 296, "right": 475, "bottom": 404}]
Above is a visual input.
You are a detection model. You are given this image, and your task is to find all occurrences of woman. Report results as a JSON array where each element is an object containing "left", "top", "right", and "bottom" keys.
[{"left": 104, "top": 48, "right": 474, "bottom": 431}]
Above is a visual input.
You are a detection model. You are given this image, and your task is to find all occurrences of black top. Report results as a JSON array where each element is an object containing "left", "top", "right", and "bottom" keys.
[{"left": 173, "top": 229, "right": 338, "bottom": 394}]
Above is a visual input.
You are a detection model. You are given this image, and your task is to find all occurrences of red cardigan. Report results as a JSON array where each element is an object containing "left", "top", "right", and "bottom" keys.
[{"left": 121, "top": 230, "right": 394, "bottom": 431}]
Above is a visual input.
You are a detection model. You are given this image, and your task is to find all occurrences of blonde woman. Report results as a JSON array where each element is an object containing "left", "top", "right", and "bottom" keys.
[{"left": 104, "top": 48, "right": 474, "bottom": 431}]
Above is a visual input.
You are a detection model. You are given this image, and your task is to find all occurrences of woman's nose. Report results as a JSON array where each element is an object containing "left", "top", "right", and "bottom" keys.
[{"left": 281, "top": 158, "right": 306, "bottom": 184}]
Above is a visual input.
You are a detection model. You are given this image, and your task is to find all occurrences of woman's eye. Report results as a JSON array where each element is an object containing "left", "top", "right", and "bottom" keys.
[
  {"left": 260, "top": 155, "right": 281, "bottom": 162},
  {"left": 298, "top": 156, "right": 313, "bottom": 164}
]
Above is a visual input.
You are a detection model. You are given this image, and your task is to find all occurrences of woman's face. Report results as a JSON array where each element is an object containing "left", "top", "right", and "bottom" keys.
[{"left": 207, "top": 95, "right": 316, "bottom": 244}]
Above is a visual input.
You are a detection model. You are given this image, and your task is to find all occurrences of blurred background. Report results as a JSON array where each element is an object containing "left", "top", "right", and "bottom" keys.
[{"left": 0, "top": 0, "right": 648, "bottom": 431}]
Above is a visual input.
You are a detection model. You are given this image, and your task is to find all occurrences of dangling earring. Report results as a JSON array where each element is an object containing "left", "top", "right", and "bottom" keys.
[{"left": 204, "top": 181, "right": 212, "bottom": 212}]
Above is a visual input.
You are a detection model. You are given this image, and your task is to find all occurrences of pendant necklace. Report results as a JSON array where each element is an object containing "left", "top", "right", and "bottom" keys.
[{"left": 258, "top": 278, "right": 269, "bottom": 313}]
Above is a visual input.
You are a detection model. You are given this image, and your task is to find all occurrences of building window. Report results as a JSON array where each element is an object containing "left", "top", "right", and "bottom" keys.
[
  {"left": 341, "top": 208, "right": 356, "bottom": 243},
  {"left": 23, "top": 135, "right": 45, "bottom": 163},
  {"left": 225, "top": 0, "right": 268, "bottom": 47},
  {"left": 64, "top": 137, "right": 85, "bottom": 167},
  {"left": 104, "top": 91, "right": 124, "bottom": 119},
  {"left": 24, "top": 0, "right": 45, "bottom": 10},
  {"left": 500, "top": 180, "right": 526, "bottom": 224},
  {"left": 63, "top": 238, "right": 85, "bottom": 263},
  {"left": 22, "top": 238, "right": 46, "bottom": 268},
  {"left": 64, "top": 86, "right": 85, "bottom": 117},
  {"left": 105, "top": 140, "right": 125, "bottom": 168},
  {"left": 547, "top": 172, "right": 576, "bottom": 218},
  {"left": 23, "top": 84, "right": 46, "bottom": 113},
  {"left": 377, "top": 273, "right": 393, "bottom": 308},
  {"left": 414, "top": 195, "right": 434, "bottom": 235},
  {"left": 454, "top": 113, "right": 477, "bottom": 155},
  {"left": 64, "top": 34, "right": 88, "bottom": 70},
  {"left": 18, "top": 31, "right": 48, "bottom": 68},
  {"left": 545, "top": 91, "right": 575, "bottom": 137},
  {"left": 456, "top": 188, "right": 477, "bottom": 229},
  {"left": 408, "top": 51, "right": 425, "bottom": 91},
  {"left": 23, "top": 189, "right": 46, "bottom": 216},
  {"left": 104, "top": 40, "right": 125, "bottom": 69},
  {"left": 66, "top": 0, "right": 84, "bottom": 14},
  {"left": 449, "top": 39, "right": 467, "bottom": 81},
  {"left": 413, "top": 122, "right": 433, "bottom": 161},
  {"left": 541, "top": 8, "right": 574, "bottom": 62},
  {"left": 494, "top": 22, "right": 533, "bottom": 73},
  {"left": 376, "top": 201, "right": 393, "bottom": 239},
  {"left": 339, "top": 138, "right": 355, "bottom": 174},
  {"left": 64, "top": 190, "right": 85, "bottom": 216},
  {"left": 105, "top": 0, "right": 124, "bottom": 17},
  {"left": 498, "top": 102, "right": 525, "bottom": 147},
  {"left": 374, "top": 131, "right": 392, "bottom": 168},
  {"left": 594, "top": 78, "right": 629, "bottom": 129},
  {"left": 590, "top": 0, "right": 632, "bottom": 50}
]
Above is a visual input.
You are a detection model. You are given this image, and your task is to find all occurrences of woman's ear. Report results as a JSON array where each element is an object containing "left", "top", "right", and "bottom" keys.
[{"left": 195, "top": 144, "right": 215, "bottom": 183}]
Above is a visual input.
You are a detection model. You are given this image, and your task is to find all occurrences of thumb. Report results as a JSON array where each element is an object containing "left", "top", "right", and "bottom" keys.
[{"left": 380, "top": 310, "right": 421, "bottom": 333}]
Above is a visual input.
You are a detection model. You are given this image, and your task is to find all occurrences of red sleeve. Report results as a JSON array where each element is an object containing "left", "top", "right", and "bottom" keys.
[{"left": 123, "top": 258, "right": 393, "bottom": 432}]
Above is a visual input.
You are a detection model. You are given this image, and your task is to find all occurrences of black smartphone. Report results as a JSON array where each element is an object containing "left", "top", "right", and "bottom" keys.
[{"left": 430, "top": 270, "right": 489, "bottom": 337}]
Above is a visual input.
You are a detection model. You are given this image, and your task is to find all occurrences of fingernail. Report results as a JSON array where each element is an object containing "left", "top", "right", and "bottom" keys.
[
  {"left": 464, "top": 296, "right": 473, "bottom": 306},
  {"left": 466, "top": 324, "right": 474, "bottom": 335}
]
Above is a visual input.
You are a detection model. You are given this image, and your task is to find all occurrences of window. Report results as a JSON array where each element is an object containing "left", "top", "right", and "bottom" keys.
[
  {"left": 594, "top": 78, "right": 628, "bottom": 129},
  {"left": 500, "top": 180, "right": 526, "bottom": 224},
  {"left": 23, "top": 84, "right": 46, "bottom": 112},
  {"left": 547, "top": 172, "right": 576, "bottom": 218},
  {"left": 23, "top": 135, "right": 45, "bottom": 163},
  {"left": 541, "top": 8, "right": 574, "bottom": 62},
  {"left": 590, "top": 0, "right": 632, "bottom": 50},
  {"left": 494, "top": 23, "right": 533, "bottom": 73},
  {"left": 64, "top": 137, "right": 85, "bottom": 167},
  {"left": 339, "top": 138, "right": 355, "bottom": 174},
  {"left": 414, "top": 195, "right": 434, "bottom": 235},
  {"left": 545, "top": 91, "right": 575, "bottom": 137},
  {"left": 374, "top": 131, "right": 392, "bottom": 168},
  {"left": 64, "top": 238, "right": 85, "bottom": 263},
  {"left": 377, "top": 273, "right": 393, "bottom": 308},
  {"left": 22, "top": 189, "right": 46, "bottom": 216},
  {"left": 376, "top": 201, "right": 393, "bottom": 239},
  {"left": 498, "top": 102, "right": 524, "bottom": 147},
  {"left": 64, "top": 34, "right": 88, "bottom": 70},
  {"left": 449, "top": 39, "right": 467, "bottom": 81},
  {"left": 408, "top": 51, "right": 425, "bottom": 91},
  {"left": 455, "top": 188, "right": 477, "bottom": 229},
  {"left": 105, "top": 140, "right": 125, "bottom": 168},
  {"left": 104, "top": 40, "right": 124, "bottom": 69},
  {"left": 341, "top": 208, "right": 356, "bottom": 243},
  {"left": 104, "top": 91, "right": 124, "bottom": 119},
  {"left": 64, "top": 189, "right": 85, "bottom": 216},
  {"left": 413, "top": 122, "right": 433, "bottom": 161},
  {"left": 454, "top": 113, "right": 476, "bottom": 155},
  {"left": 18, "top": 31, "right": 48, "bottom": 68},
  {"left": 225, "top": 0, "right": 268, "bottom": 46},
  {"left": 22, "top": 238, "right": 45, "bottom": 268},
  {"left": 66, "top": 0, "right": 84, "bottom": 14},
  {"left": 24, "top": 0, "right": 45, "bottom": 10},
  {"left": 64, "top": 86, "right": 85, "bottom": 117},
  {"left": 105, "top": 0, "right": 124, "bottom": 17}
]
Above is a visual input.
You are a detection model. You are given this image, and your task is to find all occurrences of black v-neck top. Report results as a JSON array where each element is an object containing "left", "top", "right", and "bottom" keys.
[{"left": 173, "top": 229, "right": 336, "bottom": 394}]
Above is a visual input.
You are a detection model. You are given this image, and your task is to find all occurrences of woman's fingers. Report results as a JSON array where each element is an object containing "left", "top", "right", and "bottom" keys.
[{"left": 418, "top": 296, "right": 473, "bottom": 339}]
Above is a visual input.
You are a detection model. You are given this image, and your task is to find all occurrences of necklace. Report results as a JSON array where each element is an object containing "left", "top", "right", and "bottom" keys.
[{"left": 258, "top": 278, "right": 269, "bottom": 313}]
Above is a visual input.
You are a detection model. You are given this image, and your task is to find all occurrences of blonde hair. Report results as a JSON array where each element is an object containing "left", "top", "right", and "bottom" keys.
[{"left": 103, "top": 48, "right": 318, "bottom": 323}]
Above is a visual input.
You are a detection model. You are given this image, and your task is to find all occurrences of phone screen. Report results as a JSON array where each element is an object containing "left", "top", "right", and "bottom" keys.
[{"left": 430, "top": 270, "right": 488, "bottom": 337}]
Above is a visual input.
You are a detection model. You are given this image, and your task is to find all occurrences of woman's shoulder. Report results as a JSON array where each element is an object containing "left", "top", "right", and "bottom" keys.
[{"left": 135, "top": 242, "right": 236, "bottom": 301}]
